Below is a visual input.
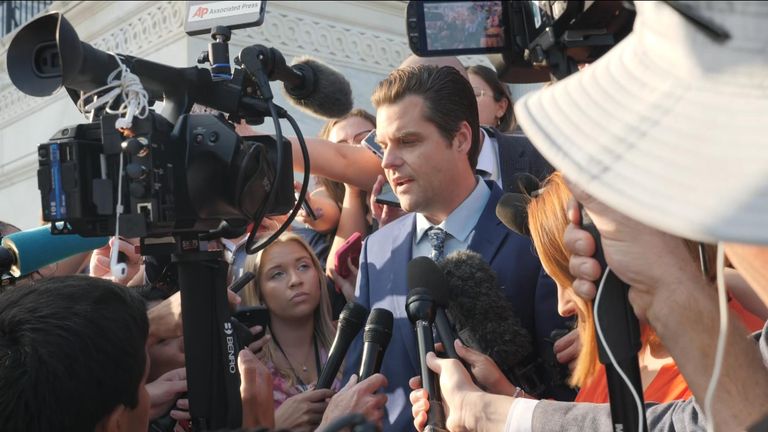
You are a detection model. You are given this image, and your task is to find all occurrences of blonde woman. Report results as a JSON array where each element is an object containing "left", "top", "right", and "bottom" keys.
[{"left": 242, "top": 232, "right": 340, "bottom": 432}]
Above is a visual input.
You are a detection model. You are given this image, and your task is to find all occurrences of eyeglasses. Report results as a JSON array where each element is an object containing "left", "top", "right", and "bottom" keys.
[{"left": 472, "top": 88, "right": 487, "bottom": 98}]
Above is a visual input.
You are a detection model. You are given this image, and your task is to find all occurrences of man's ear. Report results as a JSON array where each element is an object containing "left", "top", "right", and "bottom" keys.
[
  {"left": 95, "top": 405, "right": 125, "bottom": 432},
  {"left": 453, "top": 121, "right": 473, "bottom": 156}
]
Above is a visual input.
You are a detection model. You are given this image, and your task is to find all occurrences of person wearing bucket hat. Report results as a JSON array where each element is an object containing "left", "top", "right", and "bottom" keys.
[{"left": 409, "top": 2, "right": 768, "bottom": 431}]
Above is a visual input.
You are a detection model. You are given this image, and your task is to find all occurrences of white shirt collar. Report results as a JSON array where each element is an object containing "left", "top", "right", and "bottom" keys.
[{"left": 476, "top": 128, "right": 500, "bottom": 183}]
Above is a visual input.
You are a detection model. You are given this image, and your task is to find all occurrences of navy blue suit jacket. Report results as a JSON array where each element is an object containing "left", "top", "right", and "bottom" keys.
[{"left": 343, "top": 181, "right": 570, "bottom": 431}]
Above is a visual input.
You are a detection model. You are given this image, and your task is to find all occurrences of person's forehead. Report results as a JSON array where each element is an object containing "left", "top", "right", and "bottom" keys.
[{"left": 375, "top": 96, "right": 429, "bottom": 137}]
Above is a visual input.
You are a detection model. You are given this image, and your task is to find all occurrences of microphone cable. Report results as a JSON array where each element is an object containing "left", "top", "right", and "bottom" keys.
[{"left": 704, "top": 243, "right": 729, "bottom": 432}]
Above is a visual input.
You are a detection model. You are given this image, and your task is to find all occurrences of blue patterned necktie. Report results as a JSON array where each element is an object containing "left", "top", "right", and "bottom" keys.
[{"left": 427, "top": 227, "right": 447, "bottom": 263}]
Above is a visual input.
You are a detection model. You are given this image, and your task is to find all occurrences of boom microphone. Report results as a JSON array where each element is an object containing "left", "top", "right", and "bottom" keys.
[
  {"left": 317, "top": 302, "right": 368, "bottom": 389},
  {"left": 357, "top": 308, "right": 393, "bottom": 380},
  {"left": 0, "top": 225, "right": 108, "bottom": 277},
  {"left": 280, "top": 57, "right": 353, "bottom": 119},
  {"left": 438, "top": 250, "right": 538, "bottom": 392}
]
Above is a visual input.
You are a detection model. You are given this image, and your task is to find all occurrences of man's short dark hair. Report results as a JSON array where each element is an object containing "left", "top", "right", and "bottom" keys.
[
  {"left": 372, "top": 65, "right": 481, "bottom": 169},
  {"left": 0, "top": 276, "right": 149, "bottom": 431}
]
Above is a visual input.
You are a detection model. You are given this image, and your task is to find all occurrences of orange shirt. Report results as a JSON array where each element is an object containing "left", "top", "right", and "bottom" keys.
[{"left": 575, "top": 362, "right": 692, "bottom": 404}]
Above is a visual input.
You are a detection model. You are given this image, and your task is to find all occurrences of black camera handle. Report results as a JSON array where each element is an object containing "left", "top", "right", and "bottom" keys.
[
  {"left": 580, "top": 208, "right": 648, "bottom": 432},
  {"left": 173, "top": 234, "right": 243, "bottom": 430}
]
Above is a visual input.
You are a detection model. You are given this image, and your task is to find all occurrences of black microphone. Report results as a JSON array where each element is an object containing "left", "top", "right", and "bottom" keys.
[
  {"left": 407, "top": 261, "right": 448, "bottom": 432},
  {"left": 317, "top": 302, "right": 368, "bottom": 389},
  {"left": 357, "top": 308, "right": 393, "bottom": 380},
  {"left": 407, "top": 256, "right": 460, "bottom": 360},
  {"left": 253, "top": 46, "right": 353, "bottom": 119},
  {"left": 580, "top": 209, "right": 647, "bottom": 432},
  {"left": 438, "top": 250, "right": 541, "bottom": 394}
]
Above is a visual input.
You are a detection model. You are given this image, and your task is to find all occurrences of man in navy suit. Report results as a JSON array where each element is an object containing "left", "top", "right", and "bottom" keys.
[{"left": 342, "top": 65, "right": 572, "bottom": 431}]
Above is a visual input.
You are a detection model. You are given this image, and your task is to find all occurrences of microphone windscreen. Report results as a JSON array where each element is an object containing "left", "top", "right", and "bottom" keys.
[
  {"left": 439, "top": 250, "right": 533, "bottom": 375},
  {"left": 283, "top": 57, "right": 353, "bottom": 119},
  {"left": 2, "top": 225, "right": 108, "bottom": 277},
  {"left": 364, "top": 308, "right": 393, "bottom": 347},
  {"left": 496, "top": 193, "right": 531, "bottom": 236}
]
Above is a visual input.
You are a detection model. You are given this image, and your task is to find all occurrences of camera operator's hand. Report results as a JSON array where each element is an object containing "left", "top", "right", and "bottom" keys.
[
  {"left": 563, "top": 179, "right": 701, "bottom": 321},
  {"left": 90, "top": 236, "right": 143, "bottom": 285},
  {"left": 275, "top": 388, "right": 335, "bottom": 432},
  {"left": 239, "top": 349, "right": 275, "bottom": 429},
  {"left": 370, "top": 175, "right": 406, "bottom": 228},
  {"left": 146, "top": 367, "right": 187, "bottom": 420},
  {"left": 319, "top": 374, "right": 388, "bottom": 430}
]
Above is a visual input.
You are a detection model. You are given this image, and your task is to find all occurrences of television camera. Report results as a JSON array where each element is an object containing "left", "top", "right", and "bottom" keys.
[{"left": 4, "top": 1, "right": 352, "bottom": 429}]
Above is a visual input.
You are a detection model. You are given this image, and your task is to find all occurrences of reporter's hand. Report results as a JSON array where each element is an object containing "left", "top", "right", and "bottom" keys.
[
  {"left": 329, "top": 257, "right": 358, "bottom": 302},
  {"left": 148, "top": 290, "right": 242, "bottom": 345},
  {"left": 319, "top": 374, "right": 388, "bottom": 430},
  {"left": 89, "top": 237, "right": 141, "bottom": 284},
  {"left": 409, "top": 352, "right": 484, "bottom": 432},
  {"left": 146, "top": 367, "right": 187, "bottom": 420},
  {"left": 452, "top": 339, "right": 517, "bottom": 396},
  {"left": 369, "top": 175, "right": 406, "bottom": 228},
  {"left": 564, "top": 180, "right": 701, "bottom": 321},
  {"left": 246, "top": 326, "right": 271, "bottom": 354},
  {"left": 275, "top": 388, "right": 335, "bottom": 432},
  {"left": 552, "top": 328, "right": 580, "bottom": 371},
  {"left": 239, "top": 349, "right": 275, "bottom": 429}
]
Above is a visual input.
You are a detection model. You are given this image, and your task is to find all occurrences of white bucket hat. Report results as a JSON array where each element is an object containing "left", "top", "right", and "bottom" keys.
[{"left": 514, "top": 1, "right": 768, "bottom": 245}]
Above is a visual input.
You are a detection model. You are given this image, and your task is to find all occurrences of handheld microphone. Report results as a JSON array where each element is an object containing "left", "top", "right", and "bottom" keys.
[
  {"left": 407, "top": 261, "right": 448, "bottom": 432},
  {"left": 317, "top": 302, "right": 368, "bottom": 389},
  {"left": 581, "top": 210, "right": 647, "bottom": 432},
  {"left": 357, "top": 308, "right": 393, "bottom": 380},
  {"left": 439, "top": 250, "right": 540, "bottom": 394},
  {"left": 407, "top": 256, "right": 460, "bottom": 360},
  {"left": 0, "top": 225, "right": 108, "bottom": 277}
]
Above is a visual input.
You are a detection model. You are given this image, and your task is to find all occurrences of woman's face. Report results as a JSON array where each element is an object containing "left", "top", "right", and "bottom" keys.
[
  {"left": 258, "top": 241, "right": 322, "bottom": 322},
  {"left": 469, "top": 73, "right": 508, "bottom": 128},
  {"left": 328, "top": 116, "right": 375, "bottom": 145}
]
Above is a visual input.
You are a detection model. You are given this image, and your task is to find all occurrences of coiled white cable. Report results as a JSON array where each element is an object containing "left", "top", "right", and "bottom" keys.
[{"left": 76, "top": 52, "right": 149, "bottom": 130}]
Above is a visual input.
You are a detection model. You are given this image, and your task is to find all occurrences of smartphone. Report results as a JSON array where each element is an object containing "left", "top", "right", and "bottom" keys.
[
  {"left": 334, "top": 232, "right": 363, "bottom": 280},
  {"left": 228, "top": 271, "right": 255, "bottom": 294},
  {"left": 406, "top": 0, "right": 511, "bottom": 56},
  {"left": 362, "top": 130, "right": 402, "bottom": 208},
  {"left": 295, "top": 191, "right": 318, "bottom": 220},
  {"left": 233, "top": 305, "right": 270, "bottom": 341}
]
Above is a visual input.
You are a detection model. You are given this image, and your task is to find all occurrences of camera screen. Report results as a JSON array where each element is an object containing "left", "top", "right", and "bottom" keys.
[{"left": 423, "top": 1, "right": 505, "bottom": 51}]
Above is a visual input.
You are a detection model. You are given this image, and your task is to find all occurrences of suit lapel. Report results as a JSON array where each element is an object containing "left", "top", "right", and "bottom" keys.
[
  {"left": 468, "top": 181, "right": 509, "bottom": 264},
  {"left": 386, "top": 214, "right": 421, "bottom": 372},
  {"left": 495, "top": 129, "right": 530, "bottom": 192}
]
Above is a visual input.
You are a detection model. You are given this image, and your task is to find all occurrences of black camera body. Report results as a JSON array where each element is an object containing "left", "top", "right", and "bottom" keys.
[
  {"left": 406, "top": 0, "right": 635, "bottom": 82},
  {"left": 38, "top": 110, "right": 292, "bottom": 239}
]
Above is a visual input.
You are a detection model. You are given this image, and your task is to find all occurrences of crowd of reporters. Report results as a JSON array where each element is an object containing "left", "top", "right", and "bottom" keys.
[{"left": 3, "top": 1, "right": 768, "bottom": 431}]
